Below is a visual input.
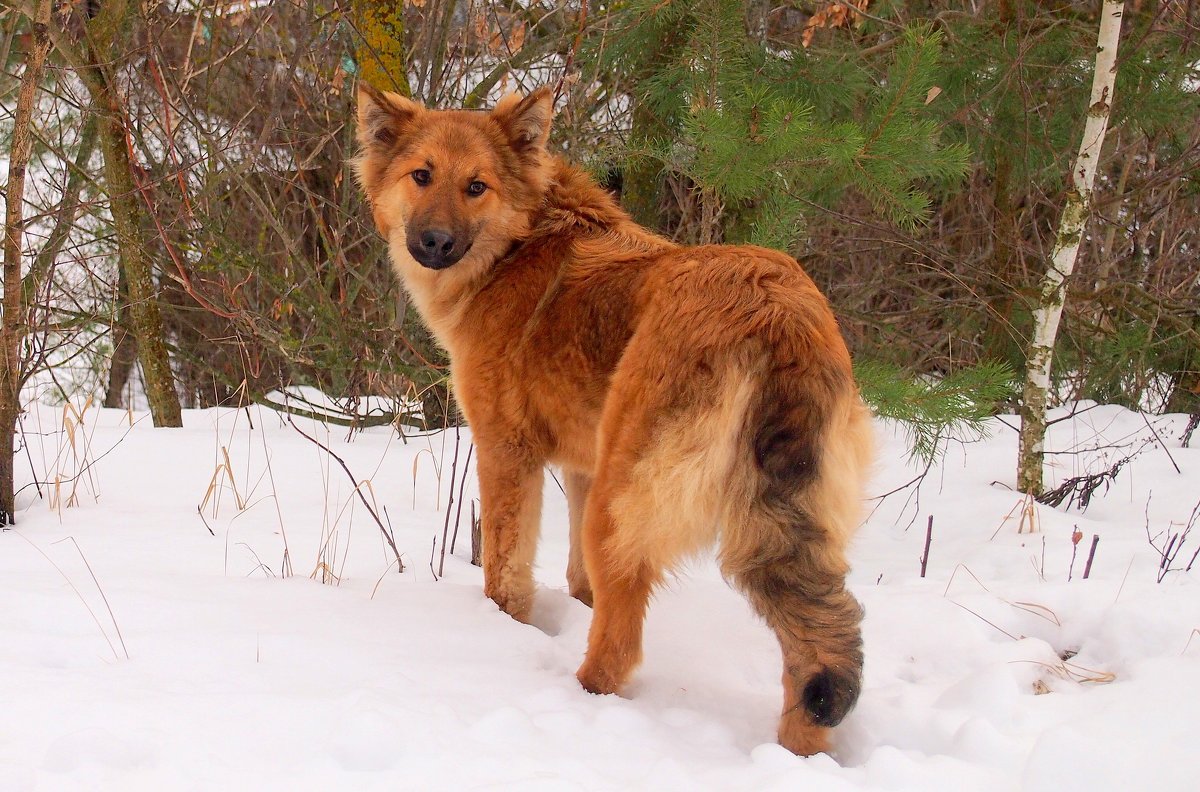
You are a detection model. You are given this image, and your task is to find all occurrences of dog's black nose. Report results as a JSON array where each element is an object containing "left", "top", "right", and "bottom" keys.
[
  {"left": 408, "top": 229, "right": 463, "bottom": 269},
  {"left": 421, "top": 230, "right": 455, "bottom": 256}
]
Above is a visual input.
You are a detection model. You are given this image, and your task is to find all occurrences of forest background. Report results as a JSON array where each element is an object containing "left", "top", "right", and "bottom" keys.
[{"left": 2, "top": 0, "right": 1198, "bottom": 520}]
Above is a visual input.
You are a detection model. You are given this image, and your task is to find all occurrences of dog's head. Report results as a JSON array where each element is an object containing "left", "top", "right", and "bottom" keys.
[{"left": 353, "top": 85, "right": 554, "bottom": 279}]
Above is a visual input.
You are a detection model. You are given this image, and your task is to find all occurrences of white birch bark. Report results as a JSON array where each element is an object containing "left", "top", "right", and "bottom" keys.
[{"left": 1018, "top": 0, "right": 1125, "bottom": 495}]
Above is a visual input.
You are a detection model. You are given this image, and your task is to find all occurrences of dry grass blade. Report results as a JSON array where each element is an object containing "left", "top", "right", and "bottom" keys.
[
  {"left": 943, "top": 563, "right": 991, "bottom": 598},
  {"left": 199, "top": 464, "right": 224, "bottom": 516},
  {"left": 412, "top": 447, "right": 441, "bottom": 510},
  {"left": 1018, "top": 494, "right": 1040, "bottom": 535},
  {"left": 948, "top": 599, "right": 1019, "bottom": 641},
  {"left": 53, "top": 536, "right": 129, "bottom": 660},
  {"left": 990, "top": 497, "right": 1025, "bottom": 540},
  {"left": 1015, "top": 658, "right": 1116, "bottom": 688},
  {"left": 1011, "top": 600, "right": 1062, "bottom": 627},
  {"left": 221, "top": 446, "right": 246, "bottom": 510},
  {"left": 370, "top": 557, "right": 404, "bottom": 600},
  {"left": 12, "top": 531, "right": 123, "bottom": 661}
]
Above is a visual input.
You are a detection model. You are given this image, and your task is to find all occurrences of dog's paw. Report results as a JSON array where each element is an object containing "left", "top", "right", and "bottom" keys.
[
  {"left": 777, "top": 715, "right": 831, "bottom": 757},
  {"left": 486, "top": 586, "right": 534, "bottom": 624},
  {"left": 576, "top": 660, "right": 623, "bottom": 696}
]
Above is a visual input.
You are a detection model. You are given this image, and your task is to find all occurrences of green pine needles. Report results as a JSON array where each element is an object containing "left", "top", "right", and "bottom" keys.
[
  {"left": 592, "top": 1, "right": 997, "bottom": 459},
  {"left": 854, "top": 360, "right": 1016, "bottom": 463},
  {"left": 594, "top": 1, "right": 969, "bottom": 239}
]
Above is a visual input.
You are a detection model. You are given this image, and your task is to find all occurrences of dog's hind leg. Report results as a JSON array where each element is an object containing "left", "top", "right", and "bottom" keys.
[
  {"left": 575, "top": 444, "right": 660, "bottom": 695},
  {"left": 563, "top": 470, "right": 594, "bottom": 607},
  {"left": 576, "top": 351, "right": 754, "bottom": 696},
  {"left": 574, "top": 354, "right": 687, "bottom": 696}
]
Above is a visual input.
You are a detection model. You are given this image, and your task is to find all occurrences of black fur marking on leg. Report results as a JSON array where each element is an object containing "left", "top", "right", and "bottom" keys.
[{"left": 803, "top": 668, "right": 860, "bottom": 728}]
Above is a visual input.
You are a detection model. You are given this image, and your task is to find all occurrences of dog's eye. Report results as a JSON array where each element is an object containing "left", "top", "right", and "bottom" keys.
[
  {"left": 412, "top": 169, "right": 432, "bottom": 186},
  {"left": 466, "top": 180, "right": 487, "bottom": 197}
]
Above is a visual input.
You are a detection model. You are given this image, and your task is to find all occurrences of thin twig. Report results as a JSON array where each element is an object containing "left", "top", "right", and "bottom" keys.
[
  {"left": 919, "top": 515, "right": 933, "bottom": 578},
  {"left": 437, "top": 423, "right": 462, "bottom": 578},
  {"left": 1068, "top": 527, "right": 1081, "bottom": 582},
  {"left": 287, "top": 416, "right": 403, "bottom": 572},
  {"left": 449, "top": 443, "right": 474, "bottom": 556},
  {"left": 16, "top": 412, "right": 43, "bottom": 500},
  {"left": 1140, "top": 412, "right": 1181, "bottom": 474}
]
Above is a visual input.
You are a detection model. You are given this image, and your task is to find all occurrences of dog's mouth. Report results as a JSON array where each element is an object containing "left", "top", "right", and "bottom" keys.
[{"left": 407, "top": 229, "right": 473, "bottom": 270}]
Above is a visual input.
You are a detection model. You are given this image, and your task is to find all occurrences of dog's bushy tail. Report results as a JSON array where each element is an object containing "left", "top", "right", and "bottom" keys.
[{"left": 722, "top": 359, "right": 873, "bottom": 755}]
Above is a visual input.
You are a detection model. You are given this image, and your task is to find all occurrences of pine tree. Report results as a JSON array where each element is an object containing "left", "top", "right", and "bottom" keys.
[
  {"left": 590, "top": 2, "right": 969, "bottom": 244},
  {"left": 855, "top": 360, "right": 1015, "bottom": 464},
  {"left": 589, "top": 1, "right": 1001, "bottom": 457}
]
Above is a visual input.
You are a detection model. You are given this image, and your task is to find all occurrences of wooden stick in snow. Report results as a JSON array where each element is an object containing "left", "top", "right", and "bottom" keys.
[
  {"left": 1083, "top": 535, "right": 1100, "bottom": 580},
  {"left": 920, "top": 515, "right": 933, "bottom": 578}
]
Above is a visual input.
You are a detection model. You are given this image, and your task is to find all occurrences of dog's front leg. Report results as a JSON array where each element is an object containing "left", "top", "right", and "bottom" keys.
[
  {"left": 476, "top": 446, "right": 544, "bottom": 622},
  {"left": 563, "top": 470, "right": 594, "bottom": 607}
]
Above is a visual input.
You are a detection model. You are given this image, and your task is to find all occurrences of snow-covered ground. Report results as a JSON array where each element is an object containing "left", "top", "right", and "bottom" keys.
[{"left": 1, "top": 401, "right": 1197, "bottom": 791}]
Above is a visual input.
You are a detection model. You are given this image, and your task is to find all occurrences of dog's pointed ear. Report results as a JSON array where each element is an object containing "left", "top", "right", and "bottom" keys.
[
  {"left": 356, "top": 83, "right": 421, "bottom": 152},
  {"left": 493, "top": 87, "right": 554, "bottom": 152}
]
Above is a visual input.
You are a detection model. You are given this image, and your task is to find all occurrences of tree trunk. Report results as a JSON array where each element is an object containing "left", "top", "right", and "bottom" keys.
[
  {"left": 80, "top": 1, "right": 183, "bottom": 427},
  {"left": 1017, "top": 1, "right": 1125, "bottom": 495},
  {"left": 103, "top": 267, "right": 138, "bottom": 409},
  {"left": 351, "top": 0, "right": 412, "bottom": 95},
  {"left": 1, "top": 0, "right": 53, "bottom": 524}
]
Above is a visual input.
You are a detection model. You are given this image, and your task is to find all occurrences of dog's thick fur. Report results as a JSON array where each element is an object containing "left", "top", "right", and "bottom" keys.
[{"left": 354, "top": 84, "right": 874, "bottom": 756}]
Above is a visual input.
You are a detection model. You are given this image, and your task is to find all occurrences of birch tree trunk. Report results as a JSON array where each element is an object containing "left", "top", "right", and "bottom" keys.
[
  {"left": 1, "top": 0, "right": 53, "bottom": 524},
  {"left": 1017, "top": 0, "right": 1125, "bottom": 495}
]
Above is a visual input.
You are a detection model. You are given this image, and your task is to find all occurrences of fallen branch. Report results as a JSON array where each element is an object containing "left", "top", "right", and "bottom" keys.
[
  {"left": 1039, "top": 456, "right": 1130, "bottom": 511},
  {"left": 257, "top": 394, "right": 422, "bottom": 431}
]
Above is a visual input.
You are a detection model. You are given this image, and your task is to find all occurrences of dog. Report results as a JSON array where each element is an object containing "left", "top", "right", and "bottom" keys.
[{"left": 353, "top": 83, "right": 874, "bottom": 756}]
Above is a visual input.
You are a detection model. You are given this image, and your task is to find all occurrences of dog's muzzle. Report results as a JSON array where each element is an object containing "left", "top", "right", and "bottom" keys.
[{"left": 408, "top": 229, "right": 470, "bottom": 270}]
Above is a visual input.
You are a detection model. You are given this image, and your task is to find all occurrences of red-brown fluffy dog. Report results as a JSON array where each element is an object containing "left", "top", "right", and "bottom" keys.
[{"left": 353, "top": 84, "right": 874, "bottom": 756}]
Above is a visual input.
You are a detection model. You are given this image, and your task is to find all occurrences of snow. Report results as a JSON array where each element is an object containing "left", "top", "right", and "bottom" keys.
[{"left": 2, "top": 402, "right": 1198, "bottom": 791}]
